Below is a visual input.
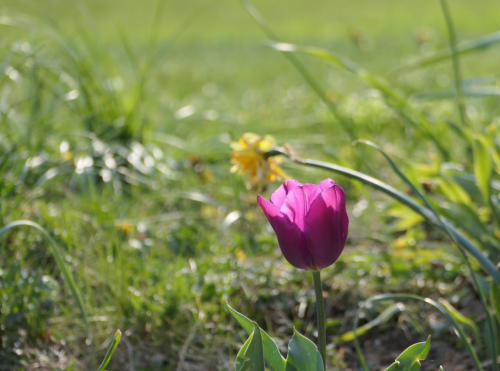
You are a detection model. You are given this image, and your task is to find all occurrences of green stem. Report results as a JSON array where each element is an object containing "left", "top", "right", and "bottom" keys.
[{"left": 313, "top": 270, "right": 326, "bottom": 369}]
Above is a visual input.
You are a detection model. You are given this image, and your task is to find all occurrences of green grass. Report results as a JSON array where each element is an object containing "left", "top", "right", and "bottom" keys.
[{"left": 1, "top": 0, "right": 500, "bottom": 369}]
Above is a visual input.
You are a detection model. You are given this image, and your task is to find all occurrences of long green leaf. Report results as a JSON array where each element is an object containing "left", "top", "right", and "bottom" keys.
[
  {"left": 397, "top": 31, "right": 500, "bottom": 71},
  {"left": 415, "top": 86, "right": 500, "bottom": 100},
  {"left": 97, "top": 330, "right": 121, "bottom": 371},
  {"left": 0, "top": 220, "right": 88, "bottom": 324},
  {"left": 439, "top": 299, "right": 480, "bottom": 346},
  {"left": 334, "top": 303, "right": 405, "bottom": 343}
]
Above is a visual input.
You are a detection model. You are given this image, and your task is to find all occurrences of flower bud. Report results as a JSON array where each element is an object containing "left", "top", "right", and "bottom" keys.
[{"left": 258, "top": 179, "right": 348, "bottom": 270}]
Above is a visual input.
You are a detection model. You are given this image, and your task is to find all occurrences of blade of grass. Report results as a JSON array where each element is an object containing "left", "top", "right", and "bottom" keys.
[
  {"left": 98, "top": 329, "right": 122, "bottom": 371},
  {"left": 0, "top": 220, "right": 88, "bottom": 325},
  {"left": 266, "top": 148, "right": 500, "bottom": 285},
  {"left": 414, "top": 86, "right": 500, "bottom": 100},
  {"left": 333, "top": 303, "right": 405, "bottom": 343},
  {"left": 396, "top": 31, "right": 500, "bottom": 72},
  {"left": 440, "top": 0, "right": 468, "bottom": 127}
]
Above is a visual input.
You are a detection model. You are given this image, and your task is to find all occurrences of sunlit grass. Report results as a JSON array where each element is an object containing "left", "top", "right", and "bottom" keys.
[{"left": 1, "top": 0, "right": 500, "bottom": 368}]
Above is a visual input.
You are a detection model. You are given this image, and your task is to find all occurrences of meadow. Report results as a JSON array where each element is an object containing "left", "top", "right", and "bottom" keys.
[{"left": 1, "top": 0, "right": 500, "bottom": 369}]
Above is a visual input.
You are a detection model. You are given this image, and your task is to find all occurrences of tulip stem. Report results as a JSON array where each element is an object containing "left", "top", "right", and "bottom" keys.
[{"left": 313, "top": 270, "right": 326, "bottom": 369}]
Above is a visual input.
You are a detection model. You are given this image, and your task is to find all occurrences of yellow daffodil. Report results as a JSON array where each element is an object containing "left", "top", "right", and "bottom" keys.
[{"left": 230, "top": 133, "right": 286, "bottom": 189}]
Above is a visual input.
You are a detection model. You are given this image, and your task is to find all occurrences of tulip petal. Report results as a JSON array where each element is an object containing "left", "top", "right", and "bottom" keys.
[
  {"left": 280, "top": 183, "right": 323, "bottom": 230},
  {"left": 280, "top": 186, "right": 307, "bottom": 230},
  {"left": 304, "top": 185, "right": 348, "bottom": 269},
  {"left": 270, "top": 179, "right": 301, "bottom": 207},
  {"left": 258, "top": 195, "right": 312, "bottom": 269},
  {"left": 321, "top": 185, "right": 349, "bottom": 241},
  {"left": 302, "top": 184, "right": 322, "bottom": 208},
  {"left": 319, "top": 178, "right": 337, "bottom": 190}
]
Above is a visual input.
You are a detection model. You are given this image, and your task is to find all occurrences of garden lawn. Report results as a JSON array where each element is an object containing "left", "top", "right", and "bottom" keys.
[{"left": 1, "top": 0, "right": 500, "bottom": 369}]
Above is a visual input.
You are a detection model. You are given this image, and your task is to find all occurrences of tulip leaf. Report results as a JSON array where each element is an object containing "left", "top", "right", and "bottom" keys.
[
  {"left": 473, "top": 135, "right": 492, "bottom": 203},
  {"left": 285, "top": 329, "right": 324, "bottom": 371},
  {"left": 227, "top": 303, "right": 286, "bottom": 371},
  {"left": 385, "top": 335, "right": 431, "bottom": 371},
  {"left": 236, "top": 323, "right": 265, "bottom": 371}
]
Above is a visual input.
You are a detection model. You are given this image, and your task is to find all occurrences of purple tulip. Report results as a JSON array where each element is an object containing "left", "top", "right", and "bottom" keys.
[{"left": 257, "top": 179, "right": 348, "bottom": 270}]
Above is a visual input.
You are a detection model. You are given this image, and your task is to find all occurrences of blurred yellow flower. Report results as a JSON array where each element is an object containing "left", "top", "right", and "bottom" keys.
[
  {"left": 230, "top": 133, "right": 286, "bottom": 189},
  {"left": 234, "top": 247, "right": 247, "bottom": 262},
  {"left": 63, "top": 151, "right": 73, "bottom": 161},
  {"left": 115, "top": 220, "right": 134, "bottom": 235}
]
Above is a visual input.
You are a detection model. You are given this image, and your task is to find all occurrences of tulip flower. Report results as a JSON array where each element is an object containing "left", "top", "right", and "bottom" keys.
[
  {"left": 258, "top": 178, "right": 348, "bottom": 367},
  {"left": 257, "top": 178, "right": 348, "bottom": 270}
]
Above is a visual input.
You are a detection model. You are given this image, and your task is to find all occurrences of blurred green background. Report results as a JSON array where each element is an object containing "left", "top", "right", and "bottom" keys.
[{"left": 1, "top": 0, "right": 500, "bottom": 369}]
